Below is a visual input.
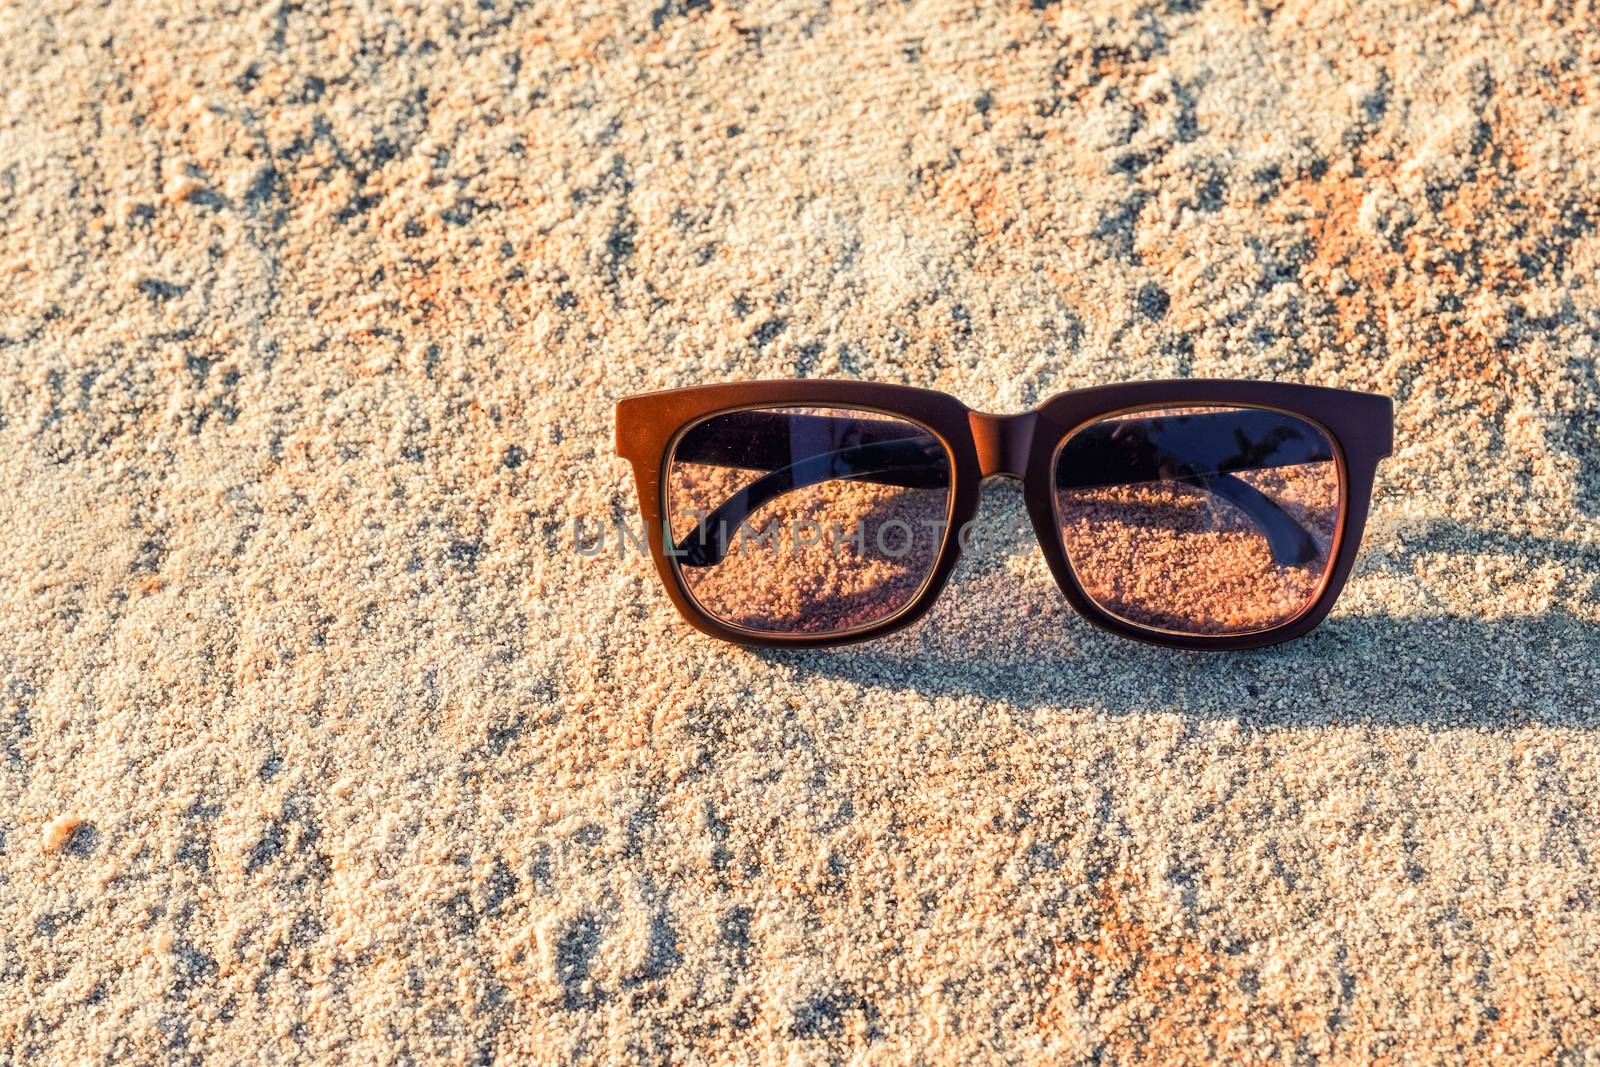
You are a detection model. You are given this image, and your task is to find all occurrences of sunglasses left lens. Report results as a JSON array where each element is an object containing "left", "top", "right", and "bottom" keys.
[
  {"left": 1052, "top": 404, "right": 1343, "bottom": 636},
  {"left": 665, "top": 406, "right": 952, "bottom": 636}
]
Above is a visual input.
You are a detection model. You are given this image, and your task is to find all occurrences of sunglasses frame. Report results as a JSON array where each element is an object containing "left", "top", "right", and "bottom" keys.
[{"left": 615, "top": 379, "right": 1393, "bottom": 650}]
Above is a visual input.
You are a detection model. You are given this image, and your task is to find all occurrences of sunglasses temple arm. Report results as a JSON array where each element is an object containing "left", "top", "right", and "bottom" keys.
[
  {"left": 672, "top": 413, "right": 1321, "bottom": 567},
  {"left": 672, "top": 438, "right": 945, "bottom": 567},
  {"left": 1175, "top": 473, "right": 1320, "bottom": 565},
  {"left": 673, "top": 452, "right": 1312, "bottom": 570}
]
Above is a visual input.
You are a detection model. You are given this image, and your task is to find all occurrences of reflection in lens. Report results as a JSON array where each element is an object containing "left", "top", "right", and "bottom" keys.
[
  {"left": 1053, "top": 405, "right": 1342, "bottom": 636},
  {"left": 666, "top": 407, "right": 952, "bottom": 635}
]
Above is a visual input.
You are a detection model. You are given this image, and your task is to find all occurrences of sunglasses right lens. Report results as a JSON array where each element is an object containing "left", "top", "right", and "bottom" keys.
[
  {"left": 666, "top": 406, "right": 953, "bottom": 636},
  {"left": 1052, "top": 405, "right": 1343, "bottom": 636}
]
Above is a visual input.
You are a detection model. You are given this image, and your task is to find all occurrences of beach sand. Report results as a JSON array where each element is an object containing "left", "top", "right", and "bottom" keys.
[{"left": 1, "top": 0, "right": 1598, "bottom": 1062}]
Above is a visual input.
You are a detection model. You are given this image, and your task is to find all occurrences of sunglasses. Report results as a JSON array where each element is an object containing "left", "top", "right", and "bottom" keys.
[{"left": 615, "top": 380, "right": 1393, "bottom": 650}]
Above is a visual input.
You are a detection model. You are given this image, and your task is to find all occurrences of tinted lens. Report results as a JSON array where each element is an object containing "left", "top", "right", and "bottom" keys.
[
  {"left": 1052, "top": 405, "right": 1342, "bottom": 636},
  {"left": 666, "top": 407, "right": 952, "bottom": 635}
]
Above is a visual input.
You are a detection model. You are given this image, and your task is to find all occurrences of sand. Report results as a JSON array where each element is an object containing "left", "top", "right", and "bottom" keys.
[{"left": 2, "top": 0, "right": 1598, "bottom": 1062}]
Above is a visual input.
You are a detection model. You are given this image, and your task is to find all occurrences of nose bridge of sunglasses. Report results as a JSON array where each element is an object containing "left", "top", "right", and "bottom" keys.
[{"left": 967, "top": 410, "right": 1037, "bottom": 479}]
